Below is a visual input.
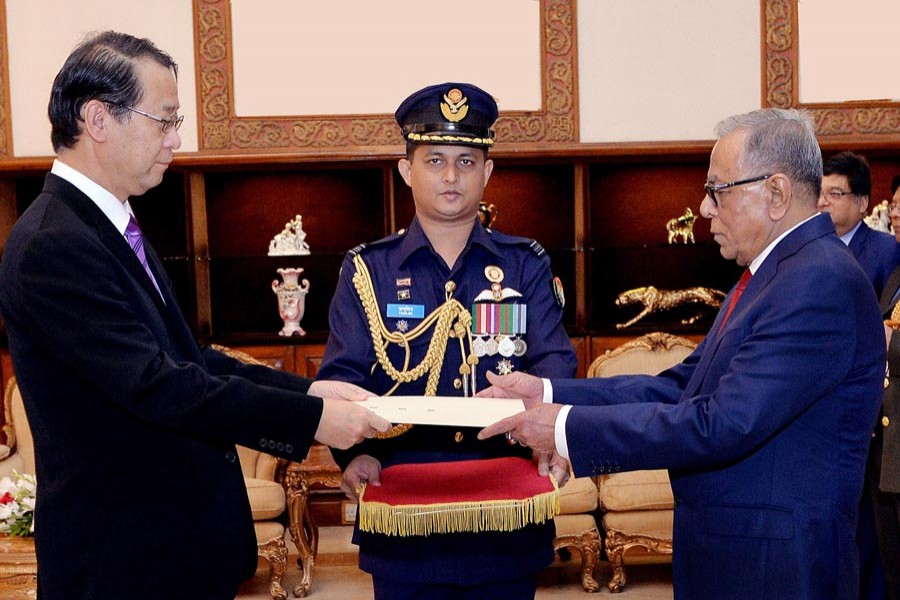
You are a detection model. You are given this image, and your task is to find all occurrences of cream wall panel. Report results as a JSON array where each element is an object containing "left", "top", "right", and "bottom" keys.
[
  {"left": 7, "top": 0, "right": 197, "bottom": 156},
  {"left": 578, "top": 0, "right": 761, "bottom": 142},
  {"left": 231, "top": 0, "right": 541, "bottom": 117},
  {"left": 798, "top": 0, "right": 900, "bottom": 103}
]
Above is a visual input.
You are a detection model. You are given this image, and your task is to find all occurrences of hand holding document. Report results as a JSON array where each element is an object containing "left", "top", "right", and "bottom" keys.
[{"left": 357, "top": 395, "right": 525, "bottom": 428}]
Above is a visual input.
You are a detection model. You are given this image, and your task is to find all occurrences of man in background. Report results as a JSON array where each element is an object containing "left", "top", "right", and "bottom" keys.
[
  {"left": 0, "top": 31, "right": 389, "bottom": 600},
  {"left": 876, "top": 180, "right": 900, "bottom": 600},
  {"left": 318, "top": 82, "right": 578, "bottom": 599},
  {"left": 479, "top": 108, "right": 885, "bottom": 599},
  {"left": 821, "top": 151, "right": 900, "bottom": 599},
  {"left": 819, "top": 151, "right": 900, "bottom": 298}
]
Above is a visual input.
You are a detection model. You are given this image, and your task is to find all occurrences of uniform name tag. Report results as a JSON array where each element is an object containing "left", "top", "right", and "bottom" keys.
[{"left": 387, "top": 303, "right": 425, "bottom": 319}]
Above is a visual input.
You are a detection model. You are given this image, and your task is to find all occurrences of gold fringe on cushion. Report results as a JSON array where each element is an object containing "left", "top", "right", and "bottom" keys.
[{"left": 358, "top": 475, "right": 560, "bottom": 537}]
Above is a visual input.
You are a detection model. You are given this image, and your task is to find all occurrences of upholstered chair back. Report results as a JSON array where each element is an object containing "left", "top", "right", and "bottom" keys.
[
  {"left": 588, "top": 332, "right": 696, "bottom": 378},
  {"left": 1, "top": 378, "right": 35, "bottom": 476}
]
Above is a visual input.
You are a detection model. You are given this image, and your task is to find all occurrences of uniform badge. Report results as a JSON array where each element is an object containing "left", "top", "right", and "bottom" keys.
[
  {"left": 396, "top": 320, "right": 409, "bottom": 333},
  {"left": 396, "top": 277, "right": 411, "bottom": 287},
  {"left": 397, "top": 289, "right": 411, "bottom": 301},
  {"left": 552, "top": 276, "right": 565, "bottom": 308},
  {"left": 474, "top": 265, "right": 522, "bottom": 301},
  {"left": 440, "top": 88, "right": 469, "bottom": 123},
  {"left": 496, "top": 359, "right": 514, "bottom": 375},
  {"left": 498, "top": 336, "right": 516, "bottom": 357},
  {"left": 513, "top": 338, "right": 528, "bottom": 356}
]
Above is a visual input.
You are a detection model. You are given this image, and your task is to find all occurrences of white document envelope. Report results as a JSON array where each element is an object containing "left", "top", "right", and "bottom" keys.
[{"left": 359, "top": 396, "right": 525, "bottom": 428}]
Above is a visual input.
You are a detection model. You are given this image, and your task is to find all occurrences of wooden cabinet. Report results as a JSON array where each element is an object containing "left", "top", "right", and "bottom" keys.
[{"left": 3, "top": 143, "right": 900, "bottom": 385}]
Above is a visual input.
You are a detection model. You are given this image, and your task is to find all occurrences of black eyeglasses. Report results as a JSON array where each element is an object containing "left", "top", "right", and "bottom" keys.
[
  {"left": 819, "top": 190, "right": 858, "bottom": 202},
  {"left": 704, "top": 174, "right": 773, "bottom": 208},
  {"left": 109, "top": 103, "right": 184, "bottom": 134}
]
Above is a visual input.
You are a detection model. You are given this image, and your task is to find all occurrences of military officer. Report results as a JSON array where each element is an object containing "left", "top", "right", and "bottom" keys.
[{"left": 317, "top": 82, "right": 578, "bottom": 599}]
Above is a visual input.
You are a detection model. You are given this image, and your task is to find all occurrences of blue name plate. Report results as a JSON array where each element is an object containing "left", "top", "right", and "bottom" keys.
[{"left": 387, "top": 303, "right": 425, "bottom": 319}]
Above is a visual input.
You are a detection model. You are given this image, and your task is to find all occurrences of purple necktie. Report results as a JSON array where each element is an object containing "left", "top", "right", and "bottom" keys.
[{"left": 125, "top": 215, "right": 163, "bottom": 298}]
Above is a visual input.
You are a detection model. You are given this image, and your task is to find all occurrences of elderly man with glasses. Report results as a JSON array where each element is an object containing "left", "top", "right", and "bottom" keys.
[{"left": 479, "top": 108, "right": 885, "bottom": 600}]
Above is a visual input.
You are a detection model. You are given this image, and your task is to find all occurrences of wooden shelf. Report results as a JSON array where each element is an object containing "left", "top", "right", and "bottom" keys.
[{"left": 3, "top": 142, "right": 900, "bottom": 385}]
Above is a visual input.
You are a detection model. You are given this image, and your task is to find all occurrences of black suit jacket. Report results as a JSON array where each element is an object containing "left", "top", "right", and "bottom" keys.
[
  {"left": 0, "top": 174, "right": 324, "bottom": 600},
  {"left": 880, "top": 267, "right": 900, "bottom": 493}
]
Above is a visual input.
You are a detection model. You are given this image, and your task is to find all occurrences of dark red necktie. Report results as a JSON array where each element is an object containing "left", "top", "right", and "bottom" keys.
[{"left": 718, "top": 269, "right": 752, "bottom": 333}]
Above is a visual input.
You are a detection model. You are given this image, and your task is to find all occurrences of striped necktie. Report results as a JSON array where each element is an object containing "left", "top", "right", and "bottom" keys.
[{"left": 124, "top": 215, "right": 163, "bottom": 299}]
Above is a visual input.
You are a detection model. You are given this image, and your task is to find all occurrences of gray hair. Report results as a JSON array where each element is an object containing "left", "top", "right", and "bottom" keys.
[{"left": 715, "top": 108, "right": 822, "bottom": 201}]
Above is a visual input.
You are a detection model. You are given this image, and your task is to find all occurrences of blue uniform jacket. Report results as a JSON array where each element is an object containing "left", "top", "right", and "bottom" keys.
[
  {"left": 552, "top": 213, "right": 884, "bottom": 599},
  {"left": 318, "top": 216, "right": 578, "bottom": 585}
]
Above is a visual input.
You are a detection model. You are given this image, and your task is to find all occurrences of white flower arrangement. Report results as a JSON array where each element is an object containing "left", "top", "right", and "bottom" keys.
[{"left": 0, "top": 472, "right": 35, "bottom": 536}]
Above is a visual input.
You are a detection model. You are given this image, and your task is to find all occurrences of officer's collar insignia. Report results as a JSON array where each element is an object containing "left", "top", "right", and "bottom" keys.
[
  {"left": 396, "top": 319, "right": 409, "bottom": 333},
  {"left": 440, "top": 88, "right": 469, "bottom": 123}
]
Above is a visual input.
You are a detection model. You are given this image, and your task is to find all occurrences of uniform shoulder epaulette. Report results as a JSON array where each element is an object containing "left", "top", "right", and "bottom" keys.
[
  {"left": 347, "top": 243, "right": 367, "bottom": 258},
  {"left": 487, "top": 229, "right": 546, "bottom": 257},
  {"left": 346, "top": 228, "right": 407, "bottom": 258}
]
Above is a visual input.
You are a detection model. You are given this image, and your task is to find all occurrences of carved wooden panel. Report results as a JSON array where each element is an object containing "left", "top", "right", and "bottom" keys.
[
  {"left": 0, "top": 0, "right": 12, "bottom": 157},
  {"left": 193, "top": 0, "right": 578, "bottom": 151},
  {"left": 763, "top": 0, "right": 900, "bottom": 137}
]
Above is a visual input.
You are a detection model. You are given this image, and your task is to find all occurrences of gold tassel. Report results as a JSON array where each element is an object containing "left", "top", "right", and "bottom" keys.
[{"left": 358, "top": 476, "right": 561, "bottom": 537}]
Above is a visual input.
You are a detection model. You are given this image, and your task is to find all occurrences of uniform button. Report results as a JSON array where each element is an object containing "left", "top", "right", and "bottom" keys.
[
  {"left": 259, "top": 438, "right": 268, "bottom": 449},
  {"left": 885, "top": 378, "right": 890, "bottom": 389},
  {"left": 285, "top": 444, "right": 294, "bottom": 453},
  {"left": 454, "top": 431, "right": 464, "bottom": 443},
  {"left": 268, "top": 440, "right": 277, "bottom": 450},
  {"left": 225, "top": 451, "right": 237, "bottom": 463},
  {"left": 883, "top": 416, "right": 891, "bottom": 428},
  {"left": 277, "top": 442, "right": 285, "bottom": 452},
  {"left": 453, "top": 378, "right": 462, "bottom": 390}
]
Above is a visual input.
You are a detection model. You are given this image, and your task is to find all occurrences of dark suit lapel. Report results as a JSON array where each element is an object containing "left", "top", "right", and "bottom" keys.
[
  {"left": 44, "top": 174, "right": 202, "bottom": 364},
  {"left": 848, "top": 223, "right": 867, "bottom": 260},
  {"left": 141, "top": 242, "right": 204, "bottom": 363},
  {"left": 45, "top": 174, "right": 170, "bottom": 315},
  {"left": 881, "top": 267, "right": 900, "bottom": 317},
  {"left": 683, "top": 214, "right": 835, "bottom": 397}
]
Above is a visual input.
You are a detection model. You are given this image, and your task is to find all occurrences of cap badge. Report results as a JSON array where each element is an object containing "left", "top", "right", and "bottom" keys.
[{"left": 440, "top": 88, "right": 469, "bottom": 123}]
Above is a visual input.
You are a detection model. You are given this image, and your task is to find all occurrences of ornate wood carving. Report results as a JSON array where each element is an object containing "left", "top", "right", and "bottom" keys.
[
  {"left": 0, "top": 534, "right": 37, "bottom": 599},
  {"left": 193, "top": 0, "right": 578, "bottom": 151},
  {"left": 552, "top": 526, "right": 602, "bottom": 592},
  {"left": 0, "top": 0, "right": 12, "bottom": 157},
  {"left": 283, "top": 448, "right": 342, "bottom": 598},
  {"left": 763, "top": 0, "right": 900, "bottom": 137},
  {"left": 604, "top": 527, "right": 673, "bottom": 593},
  {"left": 257, "top": 536, "right": 289, "bottom": 600}
]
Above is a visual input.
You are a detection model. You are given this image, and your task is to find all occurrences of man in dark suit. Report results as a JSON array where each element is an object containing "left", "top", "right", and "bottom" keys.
[
  {"left": 819, "top": 151, "right": 900, "bottom": 299},
  {"left": 875, "top": 182, "right": 900, "bottom": 600},
  {"left": 0, "top": 31, "right": 389, "bottom": 600},
  {"left": 820, "top": 151, "right": 898, "bottom": 600},
  {"left": 479, "top": 108, "right": 886, "bottom": 599}
]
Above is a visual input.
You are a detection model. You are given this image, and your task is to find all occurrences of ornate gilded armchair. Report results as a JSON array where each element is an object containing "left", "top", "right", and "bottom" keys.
[
  {"left": 587, "top": 332, "right": 697, "bottom": 593},
  {"left": 211, "top": 345, "right": 291, "bottom": 600},
  {"left": 0, "top": 378, "right": 34, "bottom": 480},
  {"left": 553, "top": 474, "right": 602, "bottom": 592}
]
